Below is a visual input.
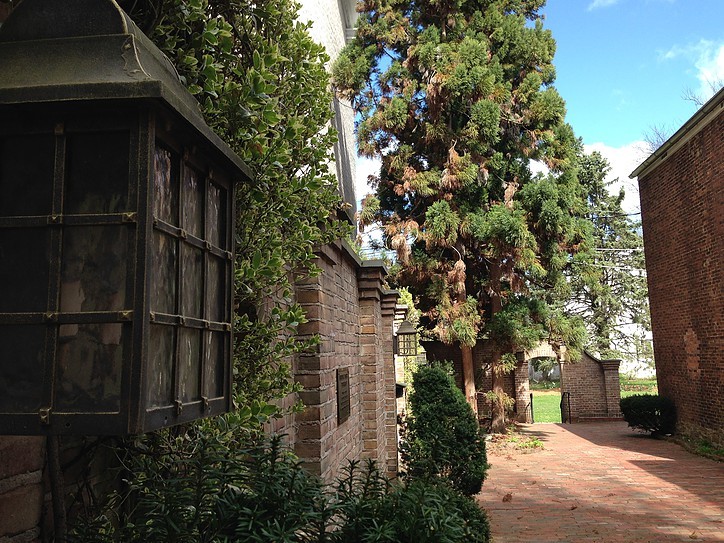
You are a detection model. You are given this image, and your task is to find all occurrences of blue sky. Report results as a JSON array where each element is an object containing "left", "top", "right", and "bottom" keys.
[
  {"left": 541, "top": 0, "right": 724, "bottom": 210},
  {"left": 544, "top": 0, "right": 723, "bottom": 146},
  {"left": 355, "top": 0, "right": 724, "bottom": 214}
]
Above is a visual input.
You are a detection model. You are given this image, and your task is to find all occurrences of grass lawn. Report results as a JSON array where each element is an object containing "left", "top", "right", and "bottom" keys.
[
  {"left": 526, "top": 378, "right": 657, "bottom": 422},
  {"left": 531, "top": 391, "right": 561, "bottom": 423},
  {"left": 620, "top": 377, "right": 658, "bottom": 398}
]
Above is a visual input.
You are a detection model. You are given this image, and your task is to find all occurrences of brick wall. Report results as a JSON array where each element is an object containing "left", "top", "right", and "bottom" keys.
[
  {"left": 560, "top": 352, "right": 621, "bottom": 421},
  {"left": 637, "top": 104, "right": 724, "bottom": 446},
  {"left": 0, "top": 437, "right": 44, "bottom": 542},
  {"left": 276, "top": 241, "right": 398, "bottom": 481}
]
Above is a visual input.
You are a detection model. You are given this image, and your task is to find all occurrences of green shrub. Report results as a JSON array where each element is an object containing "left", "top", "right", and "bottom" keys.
[
  {"left": 401, "top": 364, "right": 489, "bottom": 496},
  {"left": 620, "top": 394, "right": 676, "bottom": 435},
  {"left": 334, "top": 461, "right": 490, "bottom": 543},
  {"left": 70, "top": 428, "right": 489, "bottom": 543}
]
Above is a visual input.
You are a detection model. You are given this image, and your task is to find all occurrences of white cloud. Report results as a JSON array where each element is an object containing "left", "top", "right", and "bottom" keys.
[
  {"left": 694, "top": 43, "right": 724, "bottom": 100},
  {"left": 587, "top": 0, "right": 621, "bottom": 11},
  {"left": 661, "top": 39, "right": 724, "bottom": 101},
  {"left": 584, "top": 141, "right": 649, "bottom": 215}
]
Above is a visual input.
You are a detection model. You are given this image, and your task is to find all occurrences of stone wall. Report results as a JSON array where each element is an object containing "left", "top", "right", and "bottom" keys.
[
  {"left": 561, "top": 352, "right": 622, "bottom": 421},
  {"left": 637, "top": 92, "right": 723, "bottom": 446}
]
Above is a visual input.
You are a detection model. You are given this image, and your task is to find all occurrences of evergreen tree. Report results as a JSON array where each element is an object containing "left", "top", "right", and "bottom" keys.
[
  {"left": 571, "top": 152, "right": 652, "bottom": 368},
  {"left": 334, "top": 0, "right": 589, "bottom": 431}
]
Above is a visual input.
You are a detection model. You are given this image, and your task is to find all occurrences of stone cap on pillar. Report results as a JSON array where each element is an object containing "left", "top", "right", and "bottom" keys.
[
  {"left": 358, "top": 260, "right": 388, "bottom": 300},
  {"left": 381, "top": 289, "right": 399, "bottom": 317},
  {"left": 599, "top": 359, "right": 622, "bottom": 372}
]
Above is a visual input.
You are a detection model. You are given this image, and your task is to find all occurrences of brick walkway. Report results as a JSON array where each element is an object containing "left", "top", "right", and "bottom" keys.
[{"left": 476, "top": 422, "right": 724, "bottom": 543}]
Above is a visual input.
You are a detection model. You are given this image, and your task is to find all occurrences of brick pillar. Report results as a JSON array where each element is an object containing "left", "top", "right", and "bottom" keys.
[
  {"left": 0, "top": 436, "right": 45, "bottom": 541},
  {"left": 381, "top": 289, "right": 399, "bottom": 477},
  {"left": 514, "top": 357, "right": 532, "bottom": 423},
  {"left": 357, "top": 263, "right": 388, "bottom": 469},
  {"left": 601, "top": 359, "right": 622, "bottom": 418},
  {"left": 294, "top": 244, "right": 340, "bottom": 476}
]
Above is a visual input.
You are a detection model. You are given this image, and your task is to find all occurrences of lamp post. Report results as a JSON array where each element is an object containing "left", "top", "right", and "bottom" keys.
[{"left": 0, "top": 0, "right": 253, "bottom": 435}]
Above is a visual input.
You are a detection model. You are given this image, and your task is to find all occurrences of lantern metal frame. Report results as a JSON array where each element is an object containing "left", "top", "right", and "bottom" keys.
[{"left": 0, "top": 0, "right": 253, "bottom": 435}]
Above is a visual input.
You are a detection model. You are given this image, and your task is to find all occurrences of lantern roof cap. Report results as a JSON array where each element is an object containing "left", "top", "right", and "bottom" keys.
[
  {"left": 397, "top": 320, "right": 416, "bottom": 335},
  {"left": 0, "top": 0, "right": 252, "bottom": 180}
]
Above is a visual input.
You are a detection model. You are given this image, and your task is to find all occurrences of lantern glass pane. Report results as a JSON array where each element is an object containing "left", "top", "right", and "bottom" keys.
[
  {"left": 151, "top": 231, "right": 178, "bottom": 315},
  {"left": 150, "top": 231, "right": 177, "bottom": 314},
  {"left": 0, "top": 134, "right": 55, "bottom": 217},
  {"left": 55, "top": 323, "right": 124, "bottom": 412},
  {"left": 0, "top": 325, "right": 45, "bottom": 413},
  {"left": 60, "top": 226, "right": 128, "bottom": 312},
  {"left": 206, "top": 181, "right": 225, "bottom": 249},
  {"left": 182, "top": 166, "right": 203, "bottom": 239},
  {"left": 398, "top": 334, "right": 416, "bottom": 356},
  {"left": 147, "top": 324, "right": 175, "bottom": 408},
  {"left": 0, "top": 228, "right": 51, "bottom": 313},
  {"left": 207, "top": 255, "right": 225, "bottom": 323},
  {"left": 153, "top": 146, "right": 179, "bottom": 225},
  {"left": 204, "top": 331, "right": 224, "bottom": 398},
  {"left": 179, "top": 328, "right": 202, "bottom": 402},
  {"left": 65, "top": 132, "right": 130, "bottom": 214},
  {"left": 180, "top": 244, "right": 203, "bottom": 319}
]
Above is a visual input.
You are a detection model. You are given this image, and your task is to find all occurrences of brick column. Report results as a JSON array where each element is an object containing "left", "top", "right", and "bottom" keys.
[
  {"left": 0, "top": 437, "right": 45, "bottom": 541},
  {"left": 357, "top": 262, "right": 388, "bottom": 469},
  {"left": 601, "top": 359, "right": 622, "bottom": 418},
  {"left": 514, "top": 356, "right": 532, "bottom": 423},
  {"left": 294, "top": 244, "right": 340, "bottom": 476},
  {"left": 381, "top": 289, "right": 399, "bottom": 477}
]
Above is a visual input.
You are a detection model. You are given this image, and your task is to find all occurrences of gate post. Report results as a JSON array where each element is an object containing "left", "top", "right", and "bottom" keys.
[{"left": 514, "top": 355, "right": 531, "bottom": 423}]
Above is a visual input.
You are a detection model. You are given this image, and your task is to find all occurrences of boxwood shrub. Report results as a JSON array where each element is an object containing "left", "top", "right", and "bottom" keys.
[
  {"left": 400, "top": 364, "right": 489, "bottom": 496},
  {"left": 620, "top": 394, "right": 676, "bottom": 436}
]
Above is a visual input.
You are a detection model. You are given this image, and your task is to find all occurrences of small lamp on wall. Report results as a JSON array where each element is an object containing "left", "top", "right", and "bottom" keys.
[
  {"left": 395, "top": 320, "right": 418, "bottom": 357},
  {"left": 0, "top": 0, "right": 253, "bottom": 435}
]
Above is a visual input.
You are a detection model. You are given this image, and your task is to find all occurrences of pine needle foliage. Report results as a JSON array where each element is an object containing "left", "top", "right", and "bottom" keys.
[{"left": 569, "top": 152, "right": 652, "bottom": 367}]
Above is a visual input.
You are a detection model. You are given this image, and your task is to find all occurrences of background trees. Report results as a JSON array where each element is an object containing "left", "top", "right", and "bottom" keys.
[
  {"left": 570, "top": 151, "right": 652, "bottom": 371},
  {"left": 334, "top": 0, "right": 589, "bottom": 431}
]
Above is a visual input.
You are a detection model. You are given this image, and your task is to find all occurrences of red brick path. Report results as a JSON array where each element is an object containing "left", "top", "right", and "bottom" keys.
[{"left": 477, "top": 423, "right": 724, "bottom": 542}]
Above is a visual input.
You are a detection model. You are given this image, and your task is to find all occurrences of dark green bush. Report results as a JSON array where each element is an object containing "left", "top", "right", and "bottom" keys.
[
  {"left": 333, "top": 461, "right": 489, "bottom": 543},
  {"left": 400, "top": 364, "right": 489, "bottom": 496},
  {"left": 70, "top": 428, "right": 489, "bottom": 543},
  {"left": 620, "top": 394, "right": 676, "bottom": 435}
]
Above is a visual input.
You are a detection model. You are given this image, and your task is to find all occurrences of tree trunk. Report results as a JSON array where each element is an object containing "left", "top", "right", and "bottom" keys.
[
  {"left": 488, "top": 258, "right": 507, "bottom": 433},
  {"left": 461, "top": 343, "right": 478, "bottom": 416}
]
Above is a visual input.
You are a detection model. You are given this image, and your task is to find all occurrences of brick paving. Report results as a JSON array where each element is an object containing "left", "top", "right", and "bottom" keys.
[{"left": 476, "top": 422, "right": 724, "bottom": 543}]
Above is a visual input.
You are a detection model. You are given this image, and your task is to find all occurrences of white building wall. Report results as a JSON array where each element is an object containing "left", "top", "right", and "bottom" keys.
[{"left": 297, "top": 0, "right": 359, "bottom": 221}]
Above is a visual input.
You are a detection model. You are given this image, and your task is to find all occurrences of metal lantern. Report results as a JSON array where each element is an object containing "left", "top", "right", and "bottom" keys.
[
  {"left": 0, "top": 0, "right": 253, "bottom": 435},
  {"left": 395, "top": 320, "right": 418, "bottom": 357}
]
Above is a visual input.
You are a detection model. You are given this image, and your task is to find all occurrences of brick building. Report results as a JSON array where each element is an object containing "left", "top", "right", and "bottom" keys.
[{"left": 630, "top": 87, "right": 723, "bottom": 447}]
